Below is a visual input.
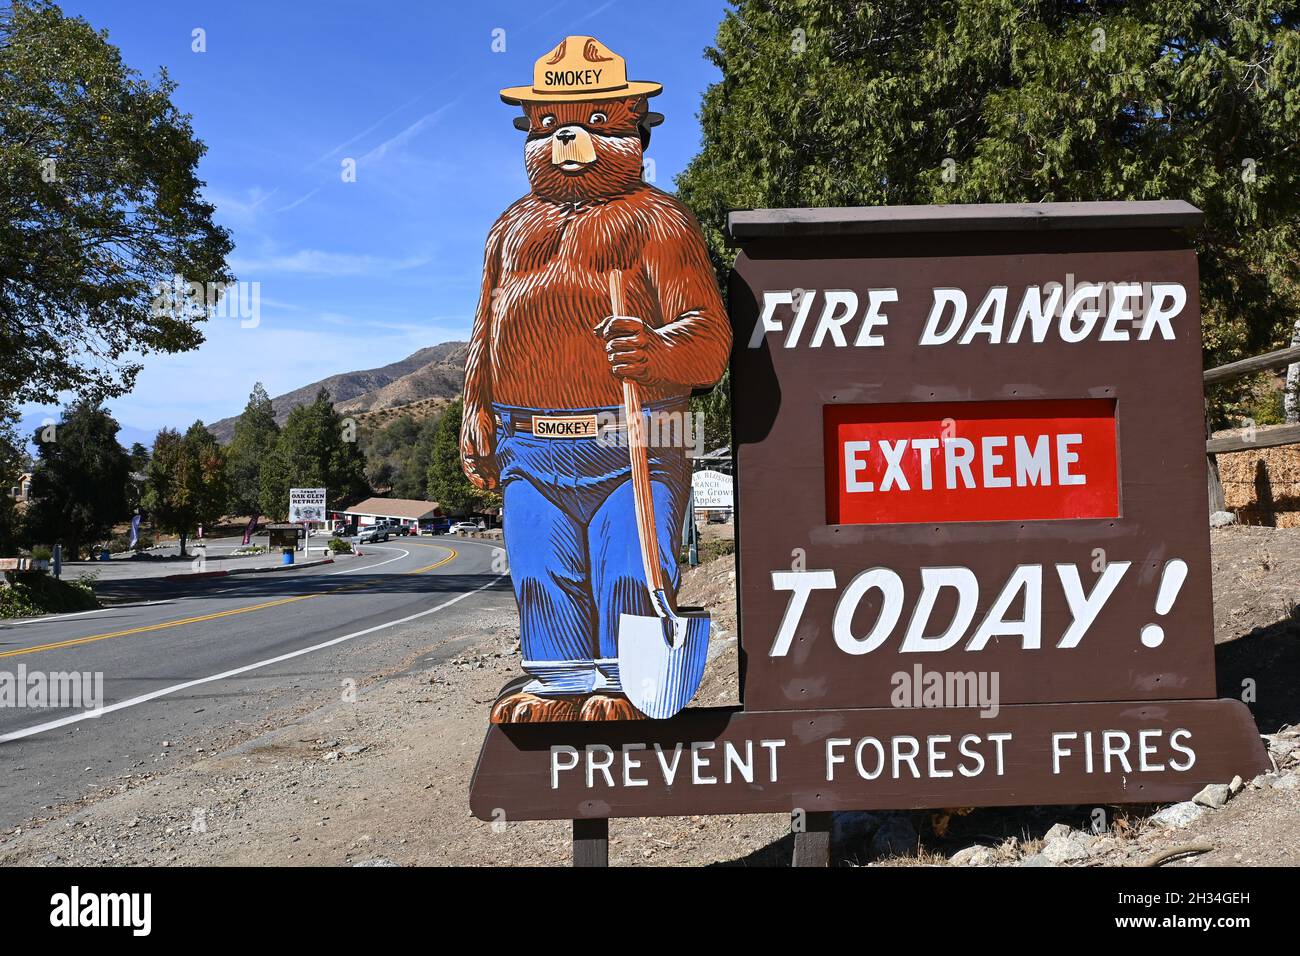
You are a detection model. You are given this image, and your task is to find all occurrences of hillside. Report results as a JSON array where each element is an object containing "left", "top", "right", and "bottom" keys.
[{"left": 208, "top": 341, "right": 468, "bottom": 442}]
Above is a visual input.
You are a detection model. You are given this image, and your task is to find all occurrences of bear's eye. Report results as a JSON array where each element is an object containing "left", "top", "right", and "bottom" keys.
[
  {"left": 588, "top": 111, "right": 607, "bottom": 125},
  {"left": 540, "top": 115, "right": 556, "bottom": 129}
]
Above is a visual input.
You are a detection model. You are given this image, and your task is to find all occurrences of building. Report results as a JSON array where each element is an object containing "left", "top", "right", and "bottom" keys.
[
  {"left": 7, "top": 472, "right": 32, "bottom": 506},
  {"left": 332, "top": 497, "right": 443, "bottom": 533}
]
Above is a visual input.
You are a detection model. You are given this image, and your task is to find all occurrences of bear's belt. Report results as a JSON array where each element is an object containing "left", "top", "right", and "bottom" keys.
[{"left": 508, "top": 413, "right": 628, "bottom": 439}]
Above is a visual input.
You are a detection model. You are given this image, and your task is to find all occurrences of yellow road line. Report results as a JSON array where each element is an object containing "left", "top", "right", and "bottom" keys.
[{"left": 0, "top": 546, "right": 458, "bottom": 660}]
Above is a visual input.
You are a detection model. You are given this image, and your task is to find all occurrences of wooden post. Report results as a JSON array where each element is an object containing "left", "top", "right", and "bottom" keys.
[
  {"left": 792, "top": 811, "right": 833, "bottom": 867},
  {"left": 572, "top": 818, "right": 608, "bottom": 867},
  {"left": 1205, "top": 400, "right": 1226, "bottom": 514}
]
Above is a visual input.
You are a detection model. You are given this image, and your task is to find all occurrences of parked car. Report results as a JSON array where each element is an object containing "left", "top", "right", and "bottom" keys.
[
  {"left": 422, "top": 518, "right": 452, "bottom": 535},
  {"left": 355, "top": 525, "right": 389, "bottom": 543},
  {"left": 449, "top": 521, "right": 479, "bottom": 535}
]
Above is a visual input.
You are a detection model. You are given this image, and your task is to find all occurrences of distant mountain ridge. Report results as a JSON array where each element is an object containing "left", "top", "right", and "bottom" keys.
[{"left": 207, "top": 341, "right": 468, "bottom": 442}]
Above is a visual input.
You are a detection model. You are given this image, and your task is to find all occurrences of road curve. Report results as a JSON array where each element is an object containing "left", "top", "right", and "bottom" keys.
[{"left": 0, "top": 537, "right": 511, "bottom": 830}]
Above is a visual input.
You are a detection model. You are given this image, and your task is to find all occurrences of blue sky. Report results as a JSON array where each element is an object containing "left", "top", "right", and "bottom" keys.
[{"left": 22, "top": 0, "right": 731, "bottom": 447}]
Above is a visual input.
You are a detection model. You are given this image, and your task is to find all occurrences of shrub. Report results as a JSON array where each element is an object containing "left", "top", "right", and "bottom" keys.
[
  {"left": 0, "top": 572, "right": 99, "bottom": 618},
  {"left": 328, "top": 537, "right": 354, "bottom": 554}
]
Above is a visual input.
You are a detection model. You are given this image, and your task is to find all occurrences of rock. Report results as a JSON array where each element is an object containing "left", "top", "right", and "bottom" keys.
[
  {"left": 1209, "top": 511, "right": 1238, "bottom": 528},
  {"left": 1041, "top": 835, "right": 1089, "bottom": 863},
  {"left": 1150, "top": 801, "right": 1206, "bottom": 829},
  {"left": 1192, "top": 783, "right": 1229, "bottom": 809},
  {"left": 870, "top": 816, "right": 918, "bottom": 859},
  {"left": 1274, "top": 772, "right": 1299, "bottom": 791},
  {"left": 1228, "top": 775, "right": 1244, "bottom": 796},
  {"left": 1250, "top": 773, "right": 1273, "bottom": 790},
  {"left": 1087, "top": 835, "right": 1118, "bottom": 855},
  {"left": 1264, "top": 736, "right": 1297, "bottom": 759},
  {"left": 1043, "top": 823, "right": 1074, "bottom": 841},
  {"left": 341, "top": 745, "right": 366, "bottom": 756},
  {"left": 1019, "top": 853, "right": 1054, "bottom": 867},
  {"left": 353, "top": 857, "right": 399, "bottom": 867},
  {"left": 831, "top": 811, "right": 881, "bottom": 845},
  {"left": 951, "top": 845, "right": 994, "bottom": 866}
]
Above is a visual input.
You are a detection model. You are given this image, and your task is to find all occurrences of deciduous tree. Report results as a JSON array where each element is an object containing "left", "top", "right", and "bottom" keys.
[
  {"left": 677, "top": 0, "right": 1300, "bottom": 426},
  {"left": 0, "top": 0, "right": 233, "bottom": 404}
]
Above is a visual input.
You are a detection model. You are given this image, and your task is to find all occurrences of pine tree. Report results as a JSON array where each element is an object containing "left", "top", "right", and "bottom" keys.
[
  {"left": 226, "top": 383, "right": 280, "bottom": 519},
  {"left": 426, "top": 398, "right": 486, "bottom": 517},
  {"left": 258, "top": 389, "right": 368, "bottom": 520},
  {"left": 24, "top": 402, "right": 130, "bottom": 558},
  {"left": 676, "top": 0, "right": 1300, "bottom": 424}
]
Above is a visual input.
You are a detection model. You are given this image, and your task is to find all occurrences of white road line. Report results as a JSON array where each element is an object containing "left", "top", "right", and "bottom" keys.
[
  {"left": 327, "top": 545, "right": 411, "bottom": 574},
  {"left": 0, "top": 602, "right": 171, "bottom": 628},
  {"left": 0, "top": 555, "right": 507, "bottom": 744}
]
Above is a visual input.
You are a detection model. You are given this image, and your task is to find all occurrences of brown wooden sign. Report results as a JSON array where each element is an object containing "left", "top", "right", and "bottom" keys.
[{"left": 470, "top": 202, "right": 1269, "bottom": 822}]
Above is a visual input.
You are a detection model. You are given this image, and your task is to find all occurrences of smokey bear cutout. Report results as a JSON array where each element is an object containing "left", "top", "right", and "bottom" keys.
[{"left": 462, "top": 36, "right": 731, "bottom": 723}]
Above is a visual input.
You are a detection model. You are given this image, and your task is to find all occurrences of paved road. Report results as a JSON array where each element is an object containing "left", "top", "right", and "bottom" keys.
[{"left": 0, "top": 538, "right": 511, "bottom": 831}]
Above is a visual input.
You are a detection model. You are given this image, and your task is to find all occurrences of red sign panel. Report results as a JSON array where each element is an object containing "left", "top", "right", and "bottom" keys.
[{"left": 825, "top": 399, "right": 1119, "bottom": 525}]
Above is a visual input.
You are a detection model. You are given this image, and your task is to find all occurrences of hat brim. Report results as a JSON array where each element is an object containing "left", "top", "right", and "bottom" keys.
[{"left": 499, "top": 81, "right": 662, "bottom": 105}]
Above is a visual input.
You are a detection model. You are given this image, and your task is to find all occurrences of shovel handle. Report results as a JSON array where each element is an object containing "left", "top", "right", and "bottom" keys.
[{"left": 609, "top": 270, "right": 670, "bottom": 596}]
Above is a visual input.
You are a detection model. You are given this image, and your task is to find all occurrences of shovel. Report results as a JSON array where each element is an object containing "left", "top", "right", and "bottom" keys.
[{"left": 607, "top": 270, "right": 711, "bottom": 720}]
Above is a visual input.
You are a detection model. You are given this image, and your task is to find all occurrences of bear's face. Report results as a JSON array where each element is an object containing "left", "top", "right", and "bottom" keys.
[{"left": 521, "top": 97, "right": 646, "bottom": 203}]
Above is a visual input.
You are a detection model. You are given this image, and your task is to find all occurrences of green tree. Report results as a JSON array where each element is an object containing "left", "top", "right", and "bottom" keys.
[
  {"left": 24, "top": 402, "right": 130, "bottom": 558},
  {"left": 0, "top": 408, "right": 23, "bottom": 554},
  {"left": 258, "top": 389, "right": 369, "bottom": 520},
  {"left": 393, "top": 414, "right": 441, "bottom": 499},
  {"left": 0, "top": 0, "right": 233, "bottom": 404},
  {"left": 677, "top": 0, "right": 1300, "bottom": 425},
  {"left": 427, "top": 398, "right": 491, "bottom": 517},
  {"left": 127, "top": 442, "right": 150, "bottom": 472},
  {"left": 225, "top": 383, "right": 280, "bottom": 518},
  {"left": 143, "top": 422, "right": 228, "bottom": 557}
]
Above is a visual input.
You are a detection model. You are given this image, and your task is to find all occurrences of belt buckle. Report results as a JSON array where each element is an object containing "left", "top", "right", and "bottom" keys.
[{"left": 531, "top": 414, "right": 599, "bottom": 439}]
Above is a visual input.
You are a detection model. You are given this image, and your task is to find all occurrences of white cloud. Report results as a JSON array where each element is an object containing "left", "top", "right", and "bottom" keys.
[
  {"left": 229, "top": 249, "right": 431, "bottom": 277},
  {"left": 359, "top": 101, "right": 458, "bottom": 166}
]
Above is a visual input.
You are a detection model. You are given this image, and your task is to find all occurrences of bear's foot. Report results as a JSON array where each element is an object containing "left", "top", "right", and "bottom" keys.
[
  {"left": 490, "top": 692, "right": 582, "bottom": 724},
  {"left": 579, "top": 694, "right": 646, "bottom": 722}
]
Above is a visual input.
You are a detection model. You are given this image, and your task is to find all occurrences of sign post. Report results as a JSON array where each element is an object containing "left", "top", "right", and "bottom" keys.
[
  {"left": 288, "top": 488, "right": 326, "bottom": 548},
  {"left": 469, "top": 201, "right": 1269, "bottom": 864}
]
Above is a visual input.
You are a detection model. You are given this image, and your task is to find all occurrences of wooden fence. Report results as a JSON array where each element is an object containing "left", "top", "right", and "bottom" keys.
[{"left": 1204, "top": 343, "right": 1300, "bottom": 514}]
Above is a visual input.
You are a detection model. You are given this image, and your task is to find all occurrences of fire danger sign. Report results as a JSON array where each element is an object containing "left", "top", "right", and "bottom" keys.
[{"left": 469, "top": 202, "right": 1267, "bottom": 825}]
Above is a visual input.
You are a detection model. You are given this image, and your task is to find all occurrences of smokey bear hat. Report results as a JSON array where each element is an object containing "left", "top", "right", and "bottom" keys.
[{"left": 501, "top": 35, "right": 664, "bottom": 126}]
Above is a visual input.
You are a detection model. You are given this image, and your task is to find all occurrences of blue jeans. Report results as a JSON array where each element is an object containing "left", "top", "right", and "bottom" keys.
[{"left": 494, "top": 402, "right": 689, "bottom": 697}]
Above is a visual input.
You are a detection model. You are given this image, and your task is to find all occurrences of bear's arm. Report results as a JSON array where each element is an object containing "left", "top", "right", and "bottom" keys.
[
  {"left": 463, "top": 216, "right": 506, "bottom": 408},
  {"left": 640, "top": 198, "right": 732, "bottom": 389}
]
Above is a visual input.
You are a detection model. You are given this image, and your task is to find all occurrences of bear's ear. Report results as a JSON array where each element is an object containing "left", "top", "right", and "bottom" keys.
[{"left": 513, "top": 115, "right": 531, "bottom": 132}]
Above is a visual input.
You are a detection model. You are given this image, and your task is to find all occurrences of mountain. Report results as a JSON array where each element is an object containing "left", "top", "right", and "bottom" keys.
[{"left": 207, "top": 341, "right": 468, "bottom": 442}]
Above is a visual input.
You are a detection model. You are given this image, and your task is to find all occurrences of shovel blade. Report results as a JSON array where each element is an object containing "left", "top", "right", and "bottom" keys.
[{"left": 617, "top": 611, "right": 711, "bottom": 720}]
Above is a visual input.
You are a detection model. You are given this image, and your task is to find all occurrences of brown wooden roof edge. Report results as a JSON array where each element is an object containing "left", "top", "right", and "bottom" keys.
[{"left": 726, "top": 201, "right": 1204, "bottom": 241}]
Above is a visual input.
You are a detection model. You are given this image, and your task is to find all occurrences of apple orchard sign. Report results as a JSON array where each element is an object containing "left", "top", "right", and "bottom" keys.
[{"left": 470, "top": 201, "right": 1268, "bottom": 833}]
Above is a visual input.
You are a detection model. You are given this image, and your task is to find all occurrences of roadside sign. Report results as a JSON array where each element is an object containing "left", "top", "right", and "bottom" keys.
[
  {"left": 692, "top": 469, "right": 733, "bottom": 510},
  {"left": 470, "top": 201, "right": 1268, "bottom": 825},
  {"left": 288, "top": 488, "right": 326, "bottom": 524}
]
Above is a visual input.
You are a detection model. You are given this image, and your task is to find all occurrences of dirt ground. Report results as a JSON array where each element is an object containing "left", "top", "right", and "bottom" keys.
[{"left": 0, "top": 524, "right": 1296, "bottom": 867}]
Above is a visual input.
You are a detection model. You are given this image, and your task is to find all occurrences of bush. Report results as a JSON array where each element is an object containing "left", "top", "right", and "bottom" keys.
[
  {"left": 328, "top": 537, "right": 354, "bottom": 554},
  {"left": 682, "top": 538, "right": 735, "bottom": 565},
  {"left": 107, "top": 531, "right": 154, "bottom": 553},
  {"left": 30, "top": 545, "right": 51, "bottom": 561},
  {"left": 0, "top": 572, "right": 99, "bottom": 619}
]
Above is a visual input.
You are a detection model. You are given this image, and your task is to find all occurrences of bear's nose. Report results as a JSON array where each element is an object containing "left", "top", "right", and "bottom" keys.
[{"left": 555, "top": 128, "right": 577, "bottom": 145}]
